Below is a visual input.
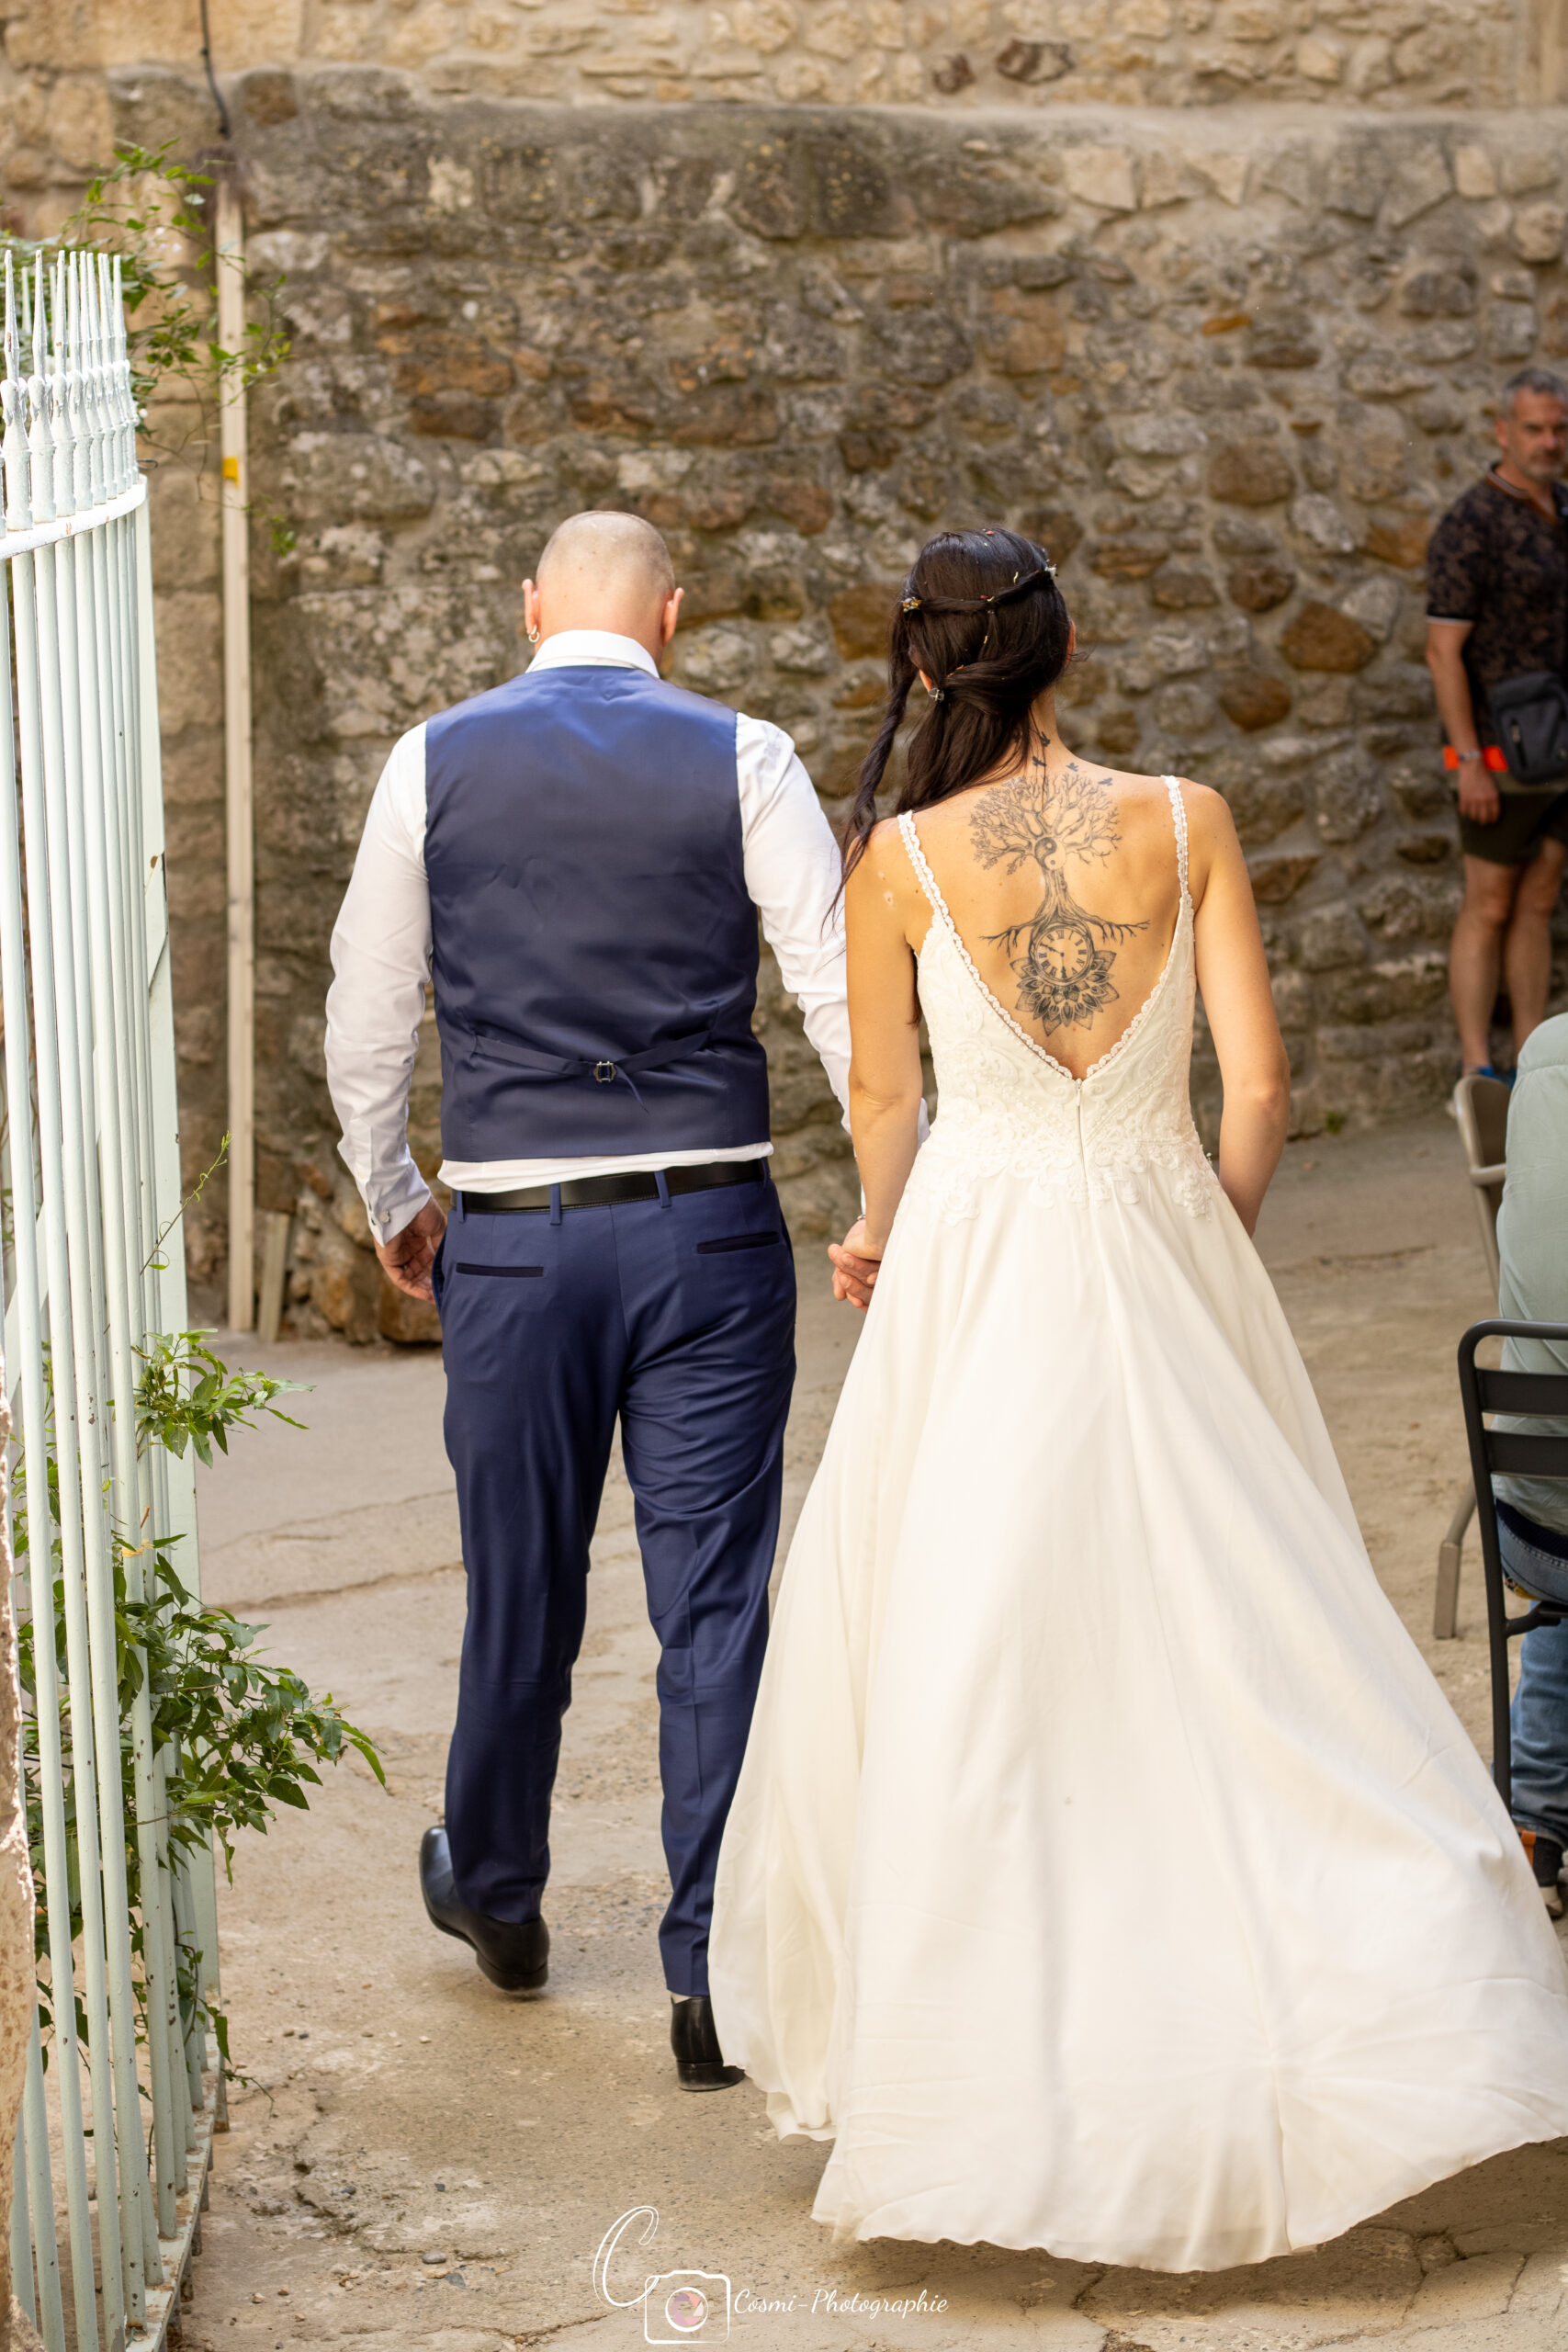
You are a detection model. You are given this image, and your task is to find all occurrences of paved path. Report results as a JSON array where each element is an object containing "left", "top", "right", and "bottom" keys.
[{"left": 183, "top": 1114, "right": 1568, "bottom": 2352}]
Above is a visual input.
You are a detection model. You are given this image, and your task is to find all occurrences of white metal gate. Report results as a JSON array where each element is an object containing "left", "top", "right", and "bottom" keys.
[{"left": 0, "top": 248, "right": 218, "bottom": 2351}]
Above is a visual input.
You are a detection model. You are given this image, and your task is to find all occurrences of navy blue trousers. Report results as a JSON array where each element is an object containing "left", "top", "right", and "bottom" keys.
[{"left": 433, "top": 1174, "right": 795, "bottom": 1996}]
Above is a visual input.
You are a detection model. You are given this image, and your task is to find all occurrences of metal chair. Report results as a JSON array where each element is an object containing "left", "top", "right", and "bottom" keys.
[
  {"left": 1433, "top": 1072, "right": 1513, "bottom": 1639},
  {"left": 1452, "top": 1072, "right": 1510, "bottom": 1290},
  {"left": 1456, "top": 1317, "right": 1568, "bottom": 1808}
]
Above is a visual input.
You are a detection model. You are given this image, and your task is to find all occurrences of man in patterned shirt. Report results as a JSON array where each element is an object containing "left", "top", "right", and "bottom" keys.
[{"left": 1427, "top": 368, "right": 1568, "bottom": 1078}]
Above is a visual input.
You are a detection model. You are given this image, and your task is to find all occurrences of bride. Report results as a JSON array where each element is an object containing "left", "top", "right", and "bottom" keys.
[{"left": 707, "top": 527, "right": 1568, "bottom": 2273}]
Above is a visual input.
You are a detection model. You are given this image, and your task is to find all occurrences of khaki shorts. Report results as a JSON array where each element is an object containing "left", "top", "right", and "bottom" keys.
[{"left": 1458, "top": 785, "right": 1568, "bottom": 867}]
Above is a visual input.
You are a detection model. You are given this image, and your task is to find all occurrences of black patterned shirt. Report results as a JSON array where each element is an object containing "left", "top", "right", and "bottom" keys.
[{"left": 1426, "top": 466, "right": 1568, "bottom": 744}]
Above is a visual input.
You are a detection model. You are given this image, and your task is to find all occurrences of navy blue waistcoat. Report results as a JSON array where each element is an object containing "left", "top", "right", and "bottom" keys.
[{"left": 423, "top": 664, "right": 771, "bottom": 1161}]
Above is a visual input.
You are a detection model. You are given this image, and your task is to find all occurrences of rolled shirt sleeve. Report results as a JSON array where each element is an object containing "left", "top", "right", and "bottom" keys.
[{"left": 324, "top": 724, "right": 435, "bottom": 1241}]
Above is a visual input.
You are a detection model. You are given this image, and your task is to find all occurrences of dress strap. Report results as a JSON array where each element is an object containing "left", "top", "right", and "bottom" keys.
[
  {"left": 898, "top": 809, "right": 952, "bottom": 924},
  {"left": 1162, "top": 775, "right": 1190, "bottom": 903}
]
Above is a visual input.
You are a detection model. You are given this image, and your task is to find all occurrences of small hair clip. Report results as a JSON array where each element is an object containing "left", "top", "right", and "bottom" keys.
[
  {"left": 900, "top": 595, "right": 922, "bottom": 612},
  {"left": 929, "top": 684, "right": 947, "bottom": 701}
]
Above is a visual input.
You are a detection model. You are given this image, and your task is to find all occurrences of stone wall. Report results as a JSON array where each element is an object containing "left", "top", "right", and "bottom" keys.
[
  {"left": 4, "top": 0, "right": 1565, "bottom": 138},
  {"left": 109, "top": 77, "right": 1568, "bottom": 1329},
  {"left": 5, "top": 10, "right": 1568, "bottom": 1332},
  {"left": 241, "top": 0, "right": 1551, "bottom": 115}
]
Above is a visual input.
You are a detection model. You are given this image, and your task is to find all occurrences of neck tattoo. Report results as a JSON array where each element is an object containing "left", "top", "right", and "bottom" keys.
[{"left": 967, "top": 751, "right": 1146, "bottom": 1035}]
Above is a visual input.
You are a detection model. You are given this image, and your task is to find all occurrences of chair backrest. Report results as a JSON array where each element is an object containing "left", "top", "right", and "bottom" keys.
[
  {"left": 1452, "top": 1074, "right": 1511, "bottom": 1292},
  {"left": 1458, "top": 1318, "right": 1568, "bottom": 1597}
]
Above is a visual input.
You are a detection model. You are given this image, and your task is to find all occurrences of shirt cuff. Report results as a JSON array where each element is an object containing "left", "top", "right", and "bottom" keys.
[{"left": 357, "top": 1159, "right": 433, "bottom": 1245}]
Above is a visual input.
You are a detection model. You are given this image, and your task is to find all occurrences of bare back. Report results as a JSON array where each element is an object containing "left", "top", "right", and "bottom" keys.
[{"left": 897, "top": 748, "right": 1187, "bottom": 1083}]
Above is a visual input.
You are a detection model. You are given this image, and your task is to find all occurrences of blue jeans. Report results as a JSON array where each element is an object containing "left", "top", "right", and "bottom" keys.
[{"left": 1503, "top": 1515, "right": 1568, "bottom": 1848}]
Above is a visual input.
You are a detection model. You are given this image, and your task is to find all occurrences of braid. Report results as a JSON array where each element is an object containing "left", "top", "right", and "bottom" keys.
[{"left": 841, "top": 646, "right": 917, "bottom": 884}]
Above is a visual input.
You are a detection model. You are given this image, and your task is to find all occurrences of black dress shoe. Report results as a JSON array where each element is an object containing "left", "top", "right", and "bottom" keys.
[
  {"left": 419, "top": 1826, "right": 548, "bottom": 1994},
  {"left": 671, "top": 1995, "right": 743, "bottom": 2091}
]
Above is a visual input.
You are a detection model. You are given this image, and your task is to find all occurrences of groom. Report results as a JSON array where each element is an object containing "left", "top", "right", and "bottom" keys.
[{"left": 324, "top": 513, "right": 851, "bottom": 2087}]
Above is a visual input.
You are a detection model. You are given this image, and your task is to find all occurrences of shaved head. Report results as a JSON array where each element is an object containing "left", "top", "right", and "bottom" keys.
[
  {"left": 525, "top": 510, "right": 681, "bottom": 666},
  {"left": 536, "top": 511, "right": 674, "bottom": 601}
]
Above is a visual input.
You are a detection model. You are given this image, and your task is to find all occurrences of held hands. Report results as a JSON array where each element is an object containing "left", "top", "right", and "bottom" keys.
[
  {"left": 376, "top": 1197, "right": 447, "bottom": 1302},
  {"left": 829, "top": 1217, "right": 885, "bottom": 1314}
]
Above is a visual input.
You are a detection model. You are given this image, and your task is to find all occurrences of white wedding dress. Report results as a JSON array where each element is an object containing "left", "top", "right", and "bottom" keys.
[{"left": 709, "top": 778, "right": 1568, "bottom": 2273}]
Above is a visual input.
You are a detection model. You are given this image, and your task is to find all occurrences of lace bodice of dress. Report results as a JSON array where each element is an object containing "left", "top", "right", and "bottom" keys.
[{"left": 898, "top": 777, "right": 1218, "bottom": 1224}]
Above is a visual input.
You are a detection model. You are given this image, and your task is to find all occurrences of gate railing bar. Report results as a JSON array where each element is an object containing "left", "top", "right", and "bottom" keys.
[
  {"left": 0, "top": 245, "right": 219, "bottom": 2352},
  {"left": 36, "top": 249, "right": 161, "bottom": 2332},
  {"left": 7, "top": 258, "right": 138, "bottom": 2350},
  {"left": 0, "top": 561, "right": 114, "bottom": 2346}
]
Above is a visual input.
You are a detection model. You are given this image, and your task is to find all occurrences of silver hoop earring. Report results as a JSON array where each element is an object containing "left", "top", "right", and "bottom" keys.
[{"left": 526, "top": 627, "right": 539, "bottom": 646}]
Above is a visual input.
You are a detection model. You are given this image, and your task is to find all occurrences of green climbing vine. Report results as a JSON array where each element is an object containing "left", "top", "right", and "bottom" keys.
[{"left": 1, "top": 141, "right": 290, "bottom": 425}]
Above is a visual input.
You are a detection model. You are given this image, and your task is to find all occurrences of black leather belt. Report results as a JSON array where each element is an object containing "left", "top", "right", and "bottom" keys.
[{"left": 459, "top": 1160, "right": 766, "bottom": 1215}]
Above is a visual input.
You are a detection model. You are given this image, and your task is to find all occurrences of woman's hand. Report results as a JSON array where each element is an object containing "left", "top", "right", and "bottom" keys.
[{"left": 829, "top": 1217, "right": 885, "bottom": 1313}]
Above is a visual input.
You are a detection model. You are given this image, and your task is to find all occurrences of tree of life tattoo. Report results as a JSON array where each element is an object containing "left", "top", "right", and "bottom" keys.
[{"left": 968, "top": 752, "right": 1146, "bottom": 1035}]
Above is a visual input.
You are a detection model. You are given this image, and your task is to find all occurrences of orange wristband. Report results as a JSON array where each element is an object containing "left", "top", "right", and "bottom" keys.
[{"left": 1443, "top": 746, "right": 1508, "bottom": 772}]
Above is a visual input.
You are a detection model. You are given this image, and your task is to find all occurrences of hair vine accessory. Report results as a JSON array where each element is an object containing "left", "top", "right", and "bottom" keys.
[
  {"left": 982, "top": 562, "right": 1057, "bottom": 605},
  {"left": 901, "top": 563, "right": 1058, "bottom": 620}
]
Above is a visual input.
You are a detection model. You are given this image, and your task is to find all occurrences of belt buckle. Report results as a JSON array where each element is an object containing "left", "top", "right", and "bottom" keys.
[{"left": 592, "top": 1059, "right": 617, "bottom": 1084}]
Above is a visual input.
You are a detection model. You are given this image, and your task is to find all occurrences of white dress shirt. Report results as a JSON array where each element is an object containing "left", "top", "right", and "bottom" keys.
[{"left": 325, "top": 630, "right": 852, "bottom": 1241}]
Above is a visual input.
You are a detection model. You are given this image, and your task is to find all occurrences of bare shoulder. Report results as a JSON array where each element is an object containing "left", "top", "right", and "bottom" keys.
[
  {"left": 1061, "top": 760, "right": 1201, "bottom": 838},
  {"left": 1077, "top": 764, "right": 1241, "bottom": 892},
  {"left": 1085, "top": 763, "right": 1220, "bottom": 816},
  {"left": 1175, "top": 778, "right": 1239, "bottom": 849},
  {"left": 857, "top": 812, "right": 909, "bottom": 874},
  {"left": 1177, "top": 780, "right": 1241, "bottom": 883},
  {"left": 1169, "top": 775, "right": 1226, "bottom": 818},
  {"left": 846, "top": 814, "right": 917, "bottom": 914}
]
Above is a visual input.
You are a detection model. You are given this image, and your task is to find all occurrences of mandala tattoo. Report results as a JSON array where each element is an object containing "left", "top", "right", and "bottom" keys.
[{"left": 968, "top": 752, "right": 1146, "bottom": 1035}]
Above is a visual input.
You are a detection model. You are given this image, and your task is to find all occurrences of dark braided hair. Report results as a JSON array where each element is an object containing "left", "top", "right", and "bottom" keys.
[{"left": 841, "top": 526, "right": 1072, "bottom": 884}]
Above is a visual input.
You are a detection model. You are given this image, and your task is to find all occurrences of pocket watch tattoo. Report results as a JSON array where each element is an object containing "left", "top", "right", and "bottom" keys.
[{"left": 968, "top": 752, "right": 1146, "bottom": 1035}]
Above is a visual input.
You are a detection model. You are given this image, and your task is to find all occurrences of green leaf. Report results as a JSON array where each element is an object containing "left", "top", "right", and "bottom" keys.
[{"left": 19, "top": 1329, "right": 380, "bottom": 2085}]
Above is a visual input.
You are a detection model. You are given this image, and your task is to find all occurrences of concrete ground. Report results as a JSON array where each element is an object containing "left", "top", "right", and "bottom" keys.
[{"left": 182, "top": 1112, "right": 1568, "bottom": 2352}]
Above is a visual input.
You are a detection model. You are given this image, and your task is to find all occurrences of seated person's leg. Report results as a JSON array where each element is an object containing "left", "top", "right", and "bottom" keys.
[{"left": 1502, "top": 1513, "right": 1568, "bottom": 1918}]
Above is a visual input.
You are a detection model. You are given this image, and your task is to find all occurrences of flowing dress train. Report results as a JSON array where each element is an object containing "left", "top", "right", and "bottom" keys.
[{"left": 709, "top": 778, "right": 1568, "bottom": 2273}]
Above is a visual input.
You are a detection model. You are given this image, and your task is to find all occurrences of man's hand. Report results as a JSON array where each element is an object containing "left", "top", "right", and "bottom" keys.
[
  {"left": 1456, "top": 762, "right": 1501, "bottom": 826},
  {"left": 828, "top": 1217, "right": 884, "bottom": 1314},
  {"left": 376, "top": 1197, "right": 447, "bottom": 1303}
]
